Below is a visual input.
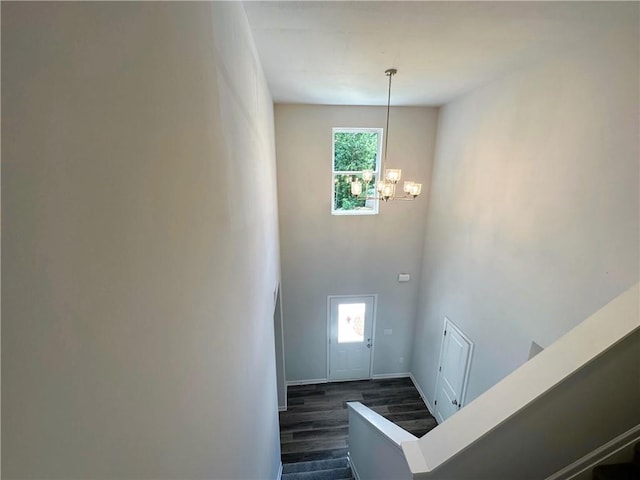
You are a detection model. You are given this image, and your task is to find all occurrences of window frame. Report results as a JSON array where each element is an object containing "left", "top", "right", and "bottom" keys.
[{"left": 331, "top": 127, "right": 383, "bottom": 216}]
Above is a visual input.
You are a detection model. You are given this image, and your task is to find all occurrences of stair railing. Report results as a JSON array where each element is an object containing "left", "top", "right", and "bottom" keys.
[
  {"left": 347, "top": 283, "right": 639, "bottom": 479},
  {"left": 347, "top": 401, "right": 417, "bottom": 480}
]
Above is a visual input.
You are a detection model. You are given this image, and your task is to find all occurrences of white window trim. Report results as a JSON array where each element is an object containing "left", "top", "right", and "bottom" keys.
[{"left": 331, "top": 127, "right": 383, "bottom": 216}]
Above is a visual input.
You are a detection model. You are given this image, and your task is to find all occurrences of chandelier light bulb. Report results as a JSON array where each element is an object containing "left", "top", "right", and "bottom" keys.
[
  {"left": 385, "top": 168, "right": 401, "bottom": 184},
  {"left": 409, "top": 183, "right": 422, "bottom": 197},
  {"left": 350, "top": 179, "right": 363, "bottom": 196}
]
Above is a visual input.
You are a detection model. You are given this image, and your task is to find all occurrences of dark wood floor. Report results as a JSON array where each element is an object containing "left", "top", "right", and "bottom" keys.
[{"left": 279, "top": 377, "right": 438, "bottom": 464}]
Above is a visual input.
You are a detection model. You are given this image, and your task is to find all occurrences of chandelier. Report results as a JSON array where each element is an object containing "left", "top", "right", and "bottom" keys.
[{"left": 350, "top": 68, "right": 422, "bottom": 202}]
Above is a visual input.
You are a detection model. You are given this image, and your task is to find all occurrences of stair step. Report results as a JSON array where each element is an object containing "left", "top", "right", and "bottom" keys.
[
  {"left": 592, "top": 462, "right": 640, "bottom": 480},
  {"left": 282, "top": 466, "right": 352, "bottom": 480},
  {"left": 282, "top": 457, "right": 348, "bottom": 474}
]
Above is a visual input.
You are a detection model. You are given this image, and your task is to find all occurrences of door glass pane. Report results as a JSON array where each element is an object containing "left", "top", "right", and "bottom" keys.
[{"left": 338, "top": 303, "right": 365, "bottom": 343}]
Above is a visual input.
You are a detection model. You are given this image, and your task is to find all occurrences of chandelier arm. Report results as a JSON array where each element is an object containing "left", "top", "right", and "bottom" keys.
[{"left": 360, "top": 194, "right": 415, "bottom": 201}]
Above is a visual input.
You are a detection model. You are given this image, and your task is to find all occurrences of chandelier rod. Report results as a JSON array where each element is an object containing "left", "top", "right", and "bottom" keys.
[{"left": 382, "top": 68, "right": 397, "bottom": 175}]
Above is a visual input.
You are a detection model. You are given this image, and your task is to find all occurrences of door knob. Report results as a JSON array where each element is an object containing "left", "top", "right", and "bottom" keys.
[
  {"left": 366, "top": 343, "right": 371, "bottom": 348},
  {"left": 452, "top": 399, "right": 459, "bottom": 406}
]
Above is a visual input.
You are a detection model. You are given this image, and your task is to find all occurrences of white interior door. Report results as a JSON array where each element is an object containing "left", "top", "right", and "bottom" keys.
[
  {"left": 434, "top": 317, "right": 473, "bottom": 423},
  {"left": 328, "top": 295, "right": 375, "bottom": 381}
]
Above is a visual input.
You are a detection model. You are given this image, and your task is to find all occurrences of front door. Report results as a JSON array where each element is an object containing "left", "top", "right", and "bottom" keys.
[
  {"left": 434, "top": 317, "right": 473, "bottom": 423},
  {"left": 328, "top": 295, "right": 375, "bottom": 381}
]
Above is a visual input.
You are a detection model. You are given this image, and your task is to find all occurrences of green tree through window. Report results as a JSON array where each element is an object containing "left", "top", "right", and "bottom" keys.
[{"left": 332, "top": 128, "right": 382, "bottom": 214}]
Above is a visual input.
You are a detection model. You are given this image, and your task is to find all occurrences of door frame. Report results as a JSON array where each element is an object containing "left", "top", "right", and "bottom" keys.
[
  {"left": 273, "top": 284, "right": 287, "bottom": 411},
  {"left": 433, "top": 316, "right": 474, "bottom": 412},
  {"left": 326, "top": 294, "right": 378, "bottom": 382}
]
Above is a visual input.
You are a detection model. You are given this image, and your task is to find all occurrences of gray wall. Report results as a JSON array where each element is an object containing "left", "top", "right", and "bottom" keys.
[
  {"left": 411, "top": 12, "right": 639, "bottom": 406},
  {"left": 275, "top": 105, "right": 438, "bottom": 382},
  {"left": 2, "top": 3, "right": 282, "bottom": 479}
]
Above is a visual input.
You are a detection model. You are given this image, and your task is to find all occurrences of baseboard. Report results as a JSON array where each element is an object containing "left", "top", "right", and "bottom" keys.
[
  {"left": 409, "top": 372, "right": 435, "bottom": 416},
  {"left": 371, "top": 372, "right": 411, "bottom": 379},
  {"left": 286, "top": 378, "right": 328, "bottom": 386},
  {"left": 275, "top": 461, "right": 283, "bottom": 480},
  {"left": 347, "top": 452, "right": 361, "bottom": 480}
]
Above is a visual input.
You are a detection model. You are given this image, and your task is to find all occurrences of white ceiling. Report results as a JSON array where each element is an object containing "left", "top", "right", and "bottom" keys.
[{"left": 243, "top": 1, "right": 632, "bottom": 106}]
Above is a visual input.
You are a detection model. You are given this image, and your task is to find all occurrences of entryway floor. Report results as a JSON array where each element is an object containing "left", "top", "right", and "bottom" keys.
[{"left": 279, "top": 377, "right": 437, "bottom": 463}]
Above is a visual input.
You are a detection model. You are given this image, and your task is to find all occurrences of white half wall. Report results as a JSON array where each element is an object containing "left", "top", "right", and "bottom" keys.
[
  {"left": 2, "top": 3, "right": 281, "bottom": 479},
  {"left": 406, "top": 284, "right": 640, "bottom": 478},
  {"left": 411, "top": 8, "right": 639, "bottom": 407},
  {"left": 275, "top": 105, "right": 438, "bottom": 381}
]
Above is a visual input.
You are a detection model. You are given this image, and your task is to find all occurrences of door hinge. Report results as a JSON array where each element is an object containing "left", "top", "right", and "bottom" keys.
[
  {"left": 444, "top": 330, "right": 447, "bottom": 336},
  {"left": 434, "top": 400, "right": 437, "bottom": 405},
  {"left": 439, "top": 366, "right": 442, "bottom": 372}
]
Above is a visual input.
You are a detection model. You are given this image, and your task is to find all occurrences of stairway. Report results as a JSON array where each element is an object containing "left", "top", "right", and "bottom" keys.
[
  {"left": 592, "top": 442, "right": 640, "bottom": 480},
  {"left": 282, "top": 457, "right": 354, "bottom": 480}
]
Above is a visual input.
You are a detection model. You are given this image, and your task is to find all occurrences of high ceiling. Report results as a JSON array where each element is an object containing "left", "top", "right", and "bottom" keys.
[{"left": 243, "top": 1, "right": 632, "bottom": 106}]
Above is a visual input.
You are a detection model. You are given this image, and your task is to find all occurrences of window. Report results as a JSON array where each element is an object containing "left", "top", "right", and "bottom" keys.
[
  {"left": 332, "top": 128, "right": 382, "bottom": 215},
  {"left": 337, "top": 303, "right": 366, "bottom": 343}
]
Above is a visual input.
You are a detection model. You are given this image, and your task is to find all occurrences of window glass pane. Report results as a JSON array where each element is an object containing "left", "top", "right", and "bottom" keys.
[
  {"left": 333, "top": 173, "right": 378, "bottom": 212},
  {"left": 332, "top": 128, "right": 381, "bottom": 215},
  {"left": 333, "top": 132, "right": 379, "bottom": 171},
  {"left": 338, "top": 303, "right": 366, "bottom": 343}
]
